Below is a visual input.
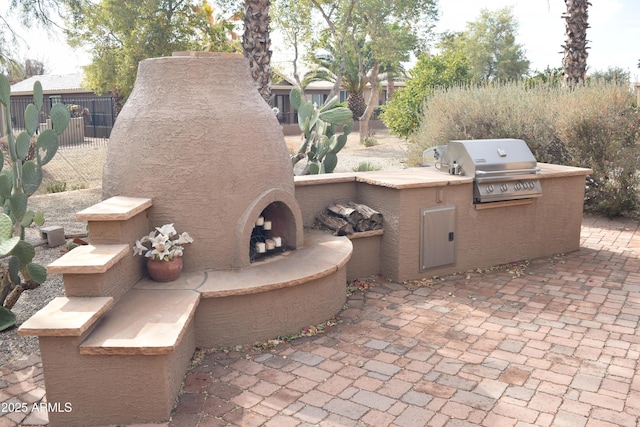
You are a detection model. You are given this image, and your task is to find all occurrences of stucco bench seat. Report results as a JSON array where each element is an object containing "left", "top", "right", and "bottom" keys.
[
  {"left": 133, "top": 230, "right": 351, "bottom": 297},
  {"left": 134, "top": 230, "right": 352, "bottom": 347},
  {"left": 22, "top": 288, "right": 198, "bottom": 426},
  {"left": 79, "top": 288, "right": 199, "bottom": 355}
]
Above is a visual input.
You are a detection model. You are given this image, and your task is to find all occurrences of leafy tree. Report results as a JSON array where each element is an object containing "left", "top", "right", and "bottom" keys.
[
  {"left": 306, "top": 0, "right": 438, "bottom": 143},
  {"left": 525, "top": 66, "right": 563, "bottom": 88},
  {"left": 270, "top": 0, "right": 315, "bottom": 88},
  {"left": 562, "top": 0, "right": 589, "bottom": 84},
  {"left": 589, "top": 67, "right": 630, "bottom": 85},
  {"left": 439, "top": 7, "right": 530, "bottom": 81},
  {"left": 66, "top": 0, "right": 238, "bottom": 109},
  {"left": 0, "top": 0, "right": 72, "bottom": 72},
  {"left": 381, "top": 51, "right": 472, "bottom": 138}
]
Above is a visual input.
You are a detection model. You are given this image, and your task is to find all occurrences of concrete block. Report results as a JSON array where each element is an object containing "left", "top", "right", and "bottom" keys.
[{"left": 40, "top": 226, "right": 66, "bottom": 247}]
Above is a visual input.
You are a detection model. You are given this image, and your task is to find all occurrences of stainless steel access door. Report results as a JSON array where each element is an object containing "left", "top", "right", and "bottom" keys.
[{"left": 420, "top": 206, "right": 456, "bottom": 271}]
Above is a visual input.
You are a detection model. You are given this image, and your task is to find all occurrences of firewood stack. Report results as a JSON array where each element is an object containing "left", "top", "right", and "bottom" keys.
[{"left": 316, "top": 202, "right": 383, "bottom": 235}]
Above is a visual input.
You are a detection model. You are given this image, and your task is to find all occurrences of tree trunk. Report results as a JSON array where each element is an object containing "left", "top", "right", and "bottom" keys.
[
  {"left": 347, "top": 91, "right": 366, "bottom": 120},
  {"left": 562, "top": 0, "right": 590, "bottom": 85},
  {"left": 386, "top": 79, "right": 396, "bottom": 102},
  {"left": 359, "top": 62, "right": 380, "bottom": 144},
  {"left": 243, "top": 0, "right": 273, "bottom": 104}
]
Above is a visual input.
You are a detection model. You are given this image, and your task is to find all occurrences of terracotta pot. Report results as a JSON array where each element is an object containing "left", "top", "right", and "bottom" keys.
[{"left": 146, "top": 257, "right": 183, "bottom": 282}]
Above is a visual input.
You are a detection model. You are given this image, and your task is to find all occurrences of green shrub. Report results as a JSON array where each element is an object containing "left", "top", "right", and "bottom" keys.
[
  {"left": 363, "top": 136, "right": 378, "bottom": 147},
  {"left": 46, "top": 181, "right": 67, "bottom": 193},
  {"left": 411, "top": 80, "right": 640, "bottom": 217},
  {"left": 381, "top": 51, "right": 473, "bottom": 138},
  {"left": 71, "top": 183, "right": 88, "bottom": 191},
  {"left": 352, "top": 161, "right": 382, "bottom": 172}
]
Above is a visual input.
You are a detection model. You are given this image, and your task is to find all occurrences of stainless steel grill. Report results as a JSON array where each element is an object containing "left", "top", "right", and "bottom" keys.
[{"left": 432, "top": 139, "right": 542, "bottom": 203}]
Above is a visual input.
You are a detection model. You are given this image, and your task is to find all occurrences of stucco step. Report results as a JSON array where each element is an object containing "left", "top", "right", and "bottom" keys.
[
  {"left": 79, "top": 288, "right": 199, "bottom": 355},
  {"left": 76, "top": 196, "right": 152, "bottom": 221},
  {"left": 47, "top": 243, "right": 130, "bottom": 274},
  {"left": 18, "top": 296, "right": 114, "bottom": 337}
]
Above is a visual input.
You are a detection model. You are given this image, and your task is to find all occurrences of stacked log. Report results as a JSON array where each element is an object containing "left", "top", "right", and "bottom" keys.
[{"left": 316, "top": 202, "right": 383, "bottom": 235}]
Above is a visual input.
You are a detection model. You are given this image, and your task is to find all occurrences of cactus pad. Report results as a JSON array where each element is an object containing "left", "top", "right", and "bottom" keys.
[
  {"left": 33, "top": 81, "right": 43, "bottom": 111},
  {"left": 0, "top": 74, "right": 9, "bottom": 107},
  {"left": 36, "top": 129, "right": 59, "bottom": 166},
  {"left": 11, "top": 240, "right": 35, "bottom": 264},
  {"left": 24, "top": 104, "right": 39, "bottom": 136},
  {"left": 22, "top": 161, "right": 43, "bottom": 195},
  {"left": 16, "top": 131, "right": 31, "bottom": 160},
  {"left": 50, "top": 103, "right": 71, "bottom": 135},
  {"left": 26, "top": 262, "right": 47, "bottom": 284}
]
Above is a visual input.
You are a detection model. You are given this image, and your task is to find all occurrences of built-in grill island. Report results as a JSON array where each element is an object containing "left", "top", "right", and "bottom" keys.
[{"left": 430, "top": 138, "right": 542, "bottom": 204}]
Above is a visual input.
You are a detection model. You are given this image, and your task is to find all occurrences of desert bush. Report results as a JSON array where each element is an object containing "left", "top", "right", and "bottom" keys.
[
  {"left": 352, "top": 161, "right": 382, "bottom": 172},
  {"left": 411, "top": 80, "right": 640, "bottom": 217},
  {"left": 46, "top": 180, "right": 67, "bottom": 193}
]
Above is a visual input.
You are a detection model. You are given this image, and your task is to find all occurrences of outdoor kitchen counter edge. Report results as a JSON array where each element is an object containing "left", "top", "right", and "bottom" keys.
[
  {"left": 294, "top": 164, "right": 591, "bottom": 190},
  {"left": 295, "top": 168, "right": 472, "bottom": 190},
  {"left": 537, "top": 163, "right": 592, "bottom": 178}
]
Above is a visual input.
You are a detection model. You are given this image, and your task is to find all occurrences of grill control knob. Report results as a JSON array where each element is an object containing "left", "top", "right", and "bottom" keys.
[
  {"left": 515, "top": 182, "right": 522, "bottom": 190},
  {"left": 500, "top": 184, "right": 508, "bottom": 192},
  {"left": 487, "top": 184, "right": 494, "bottom": 193}
]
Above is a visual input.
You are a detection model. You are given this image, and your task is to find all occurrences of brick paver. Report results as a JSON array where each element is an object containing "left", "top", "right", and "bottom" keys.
[{"left": 1, "top": 215, "right": 640, "bottom": 426}]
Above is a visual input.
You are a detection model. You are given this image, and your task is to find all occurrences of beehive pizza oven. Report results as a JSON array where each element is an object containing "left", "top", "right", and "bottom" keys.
[{"left": 102, "top": 52, "right": 303, "bottom": 271}]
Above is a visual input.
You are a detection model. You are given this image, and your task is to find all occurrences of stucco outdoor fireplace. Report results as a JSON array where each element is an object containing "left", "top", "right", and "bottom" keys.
[{"left": 102, "top": 52, "right": 304, "bottom": 270}]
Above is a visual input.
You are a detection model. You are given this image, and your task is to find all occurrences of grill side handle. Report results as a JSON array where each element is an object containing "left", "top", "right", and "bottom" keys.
[{"left": 475, "top": 167, "right": 541, "bottom": 176}]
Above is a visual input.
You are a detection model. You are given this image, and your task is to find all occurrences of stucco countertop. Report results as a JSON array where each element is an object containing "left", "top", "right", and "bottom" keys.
[
  {"left": 294, "top": 163, "right": 591, "bottom": 190},
  {"left": 537, "top": 162, "right": 592, "bottom": 177},
  {"left": 295, "top": 167, "right": 472, "bottom": 190}
]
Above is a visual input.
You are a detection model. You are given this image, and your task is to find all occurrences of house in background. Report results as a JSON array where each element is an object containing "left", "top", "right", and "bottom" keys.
[
  {"left": 10, "top": 74, "right": 115, "bottom": 140},
  {"left": 272, "top": 74, "right": 403, "bottom": 136},
  {"left": 7, "top": 71, "right": 401, "bottom": 140}
]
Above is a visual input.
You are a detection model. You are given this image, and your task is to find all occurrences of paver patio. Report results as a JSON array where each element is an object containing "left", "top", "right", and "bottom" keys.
[{"left": 1, "top": 214, "right": 639, "bottom": 426}]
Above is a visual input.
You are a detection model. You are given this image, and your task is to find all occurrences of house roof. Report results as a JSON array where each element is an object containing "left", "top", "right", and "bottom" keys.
[{"left": 10, "top": 73, "right": 91, "bottom": 96}]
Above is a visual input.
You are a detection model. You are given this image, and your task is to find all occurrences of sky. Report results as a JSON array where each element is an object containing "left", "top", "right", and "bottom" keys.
[{"left": 4, "top": 0, "right": 640, "bottom": 81}]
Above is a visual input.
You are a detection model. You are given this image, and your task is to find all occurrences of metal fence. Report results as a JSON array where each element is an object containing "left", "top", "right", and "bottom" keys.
[{"left": 8, "top": 95, "right": 115, "bottom": 149}]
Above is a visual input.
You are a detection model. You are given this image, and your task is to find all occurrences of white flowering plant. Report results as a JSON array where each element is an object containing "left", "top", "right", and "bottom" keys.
[{"left": 132, "top": 223, "right": 193, "bottom": 260}]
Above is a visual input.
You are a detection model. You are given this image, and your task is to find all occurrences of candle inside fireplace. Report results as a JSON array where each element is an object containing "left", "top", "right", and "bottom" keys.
[
  {"left": 263, "top": 221, "right": 272, "bottom": 230},
  {"left": 256, "top": 216, "right": 264, "bottom": 226},
  {"left": 274, "top": 237, "right": 282, "bottom": 247},
  {"left": 256, "top": 242, "right": 266, "bottom": 253}
]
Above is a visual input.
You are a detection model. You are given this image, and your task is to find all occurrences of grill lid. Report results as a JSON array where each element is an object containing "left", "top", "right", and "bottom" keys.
[
  {"left": 444, "top": 138, "right": 542, "bottom": 203},
  {"left": 446, "top": 138, "right": 538, "bottom": 177}
]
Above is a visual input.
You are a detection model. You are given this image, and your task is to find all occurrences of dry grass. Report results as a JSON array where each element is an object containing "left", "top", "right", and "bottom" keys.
[{"left": 410, "top": 81, "right": 640, "bottom": 216}]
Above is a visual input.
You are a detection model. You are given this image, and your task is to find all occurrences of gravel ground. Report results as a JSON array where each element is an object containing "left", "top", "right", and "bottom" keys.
[
  {"left": 0, "top": 188, "right": 102, "bottom": 365},
  {"left": 0, "top": 132, "right": 408, "bottom": 366}
]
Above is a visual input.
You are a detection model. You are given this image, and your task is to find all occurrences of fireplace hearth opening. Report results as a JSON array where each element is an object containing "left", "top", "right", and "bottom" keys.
[{"left": 249, "top": 201, "right": 296, "bottom": 263}]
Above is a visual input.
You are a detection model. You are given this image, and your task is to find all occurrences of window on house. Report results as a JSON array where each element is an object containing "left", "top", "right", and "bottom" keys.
[
  {"left": 311, "top": 93, "right": 327, "bottom": 107},
  {"left": 339, "top": 90, "right": 348, "bottom": 103},
  {"left": 49, "top": 96, "right": 62, "bottom": 106}
]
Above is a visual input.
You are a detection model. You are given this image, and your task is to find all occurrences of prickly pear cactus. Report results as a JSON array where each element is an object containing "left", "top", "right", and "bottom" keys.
[
  {"left": 290, "top": 87, "right": 353, "bottom": 175},
  {"left": 0, "top": 73, "right": 70, "bottom": 327}
]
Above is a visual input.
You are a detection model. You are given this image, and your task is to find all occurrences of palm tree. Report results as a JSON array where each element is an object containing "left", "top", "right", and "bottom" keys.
[
  {"left": 243, "top": 0, "right": 272, "bottom": 103},
  {"left": 562, "top": 0, "right": 590, "bottom": 84},
  {"left": 306, "top": 42, "right": 371, "bottom": 120}
]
